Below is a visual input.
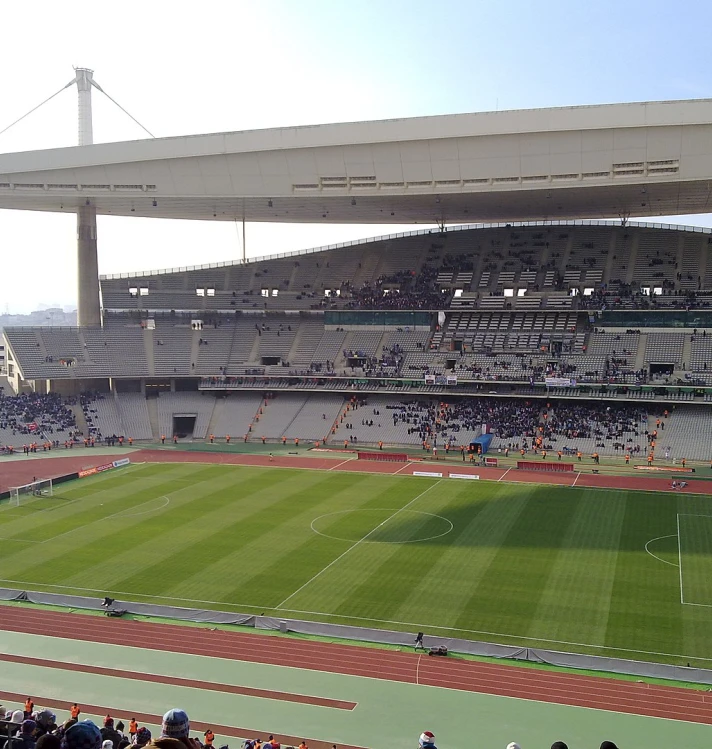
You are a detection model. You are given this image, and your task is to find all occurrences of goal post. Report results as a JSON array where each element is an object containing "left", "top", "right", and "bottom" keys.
[{"left": 9, "top": 479, "right": 53, "bottom": 506}]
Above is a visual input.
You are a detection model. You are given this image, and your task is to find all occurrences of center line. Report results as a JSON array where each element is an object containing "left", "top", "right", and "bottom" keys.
[{"left": 275, "top": 480, "right": 442, "bottom": 609}]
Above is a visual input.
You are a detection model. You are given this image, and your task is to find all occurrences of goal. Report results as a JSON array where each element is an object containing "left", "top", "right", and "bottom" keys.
[{"left": 9, "top": 479, "right": 53, "bottom": 506}]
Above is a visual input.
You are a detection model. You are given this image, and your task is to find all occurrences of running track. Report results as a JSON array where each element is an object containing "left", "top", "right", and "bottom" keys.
[
  {"left": 1, "top": 607, "right": 712, "bottom": 725},
  {"left": 3, "top": 448, "right": 712, "bottom": 726},
  {"left": 4, "top": 447, "right": 712, "bottom": 495}
]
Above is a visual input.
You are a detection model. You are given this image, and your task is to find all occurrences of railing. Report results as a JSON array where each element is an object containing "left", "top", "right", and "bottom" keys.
[{"left": 99, "top": 219, "right": 712, "bottom": 281}]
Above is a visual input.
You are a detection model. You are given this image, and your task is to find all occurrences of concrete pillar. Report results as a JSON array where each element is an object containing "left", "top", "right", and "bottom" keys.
[
  {"left": 77, "top": 202, "right": 101, "bottom": 327},
  {"left": 75, "top": 68, "right": 101, "bottom": 327}
]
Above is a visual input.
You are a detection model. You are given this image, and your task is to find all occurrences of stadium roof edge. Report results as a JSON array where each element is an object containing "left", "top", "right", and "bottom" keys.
[
  {"left": 2, "top": 98, "right": 712, "bottom": 171},
  {"left": 99, "top": 218, "right": 712, "bottom": 281},
  {"left": 3, "top": 98, "right": 712, "bottom": 225}
]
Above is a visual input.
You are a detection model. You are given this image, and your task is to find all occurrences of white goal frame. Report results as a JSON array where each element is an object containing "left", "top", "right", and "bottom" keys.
[{"left": 8, "top": 479, "right": 54, "bottom": 506}]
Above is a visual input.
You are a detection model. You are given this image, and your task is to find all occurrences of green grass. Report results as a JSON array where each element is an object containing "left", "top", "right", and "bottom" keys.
[{"left": 2, "top": 462, "right": 712, "bottom": 667}]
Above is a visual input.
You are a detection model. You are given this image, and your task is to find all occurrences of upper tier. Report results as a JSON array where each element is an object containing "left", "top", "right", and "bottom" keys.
[{"left": 99, "top": 221, "right": 712, "bottom": 313}]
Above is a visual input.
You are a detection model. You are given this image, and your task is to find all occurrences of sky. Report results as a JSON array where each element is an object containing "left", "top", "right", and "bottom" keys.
[{"left": 1, "top": 0, "right": 711, "bottom": 313}]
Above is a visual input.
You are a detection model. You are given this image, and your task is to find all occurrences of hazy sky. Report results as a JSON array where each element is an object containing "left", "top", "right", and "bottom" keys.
[{"left": 1, "top": 0, "right": 711, "bottom": 313}]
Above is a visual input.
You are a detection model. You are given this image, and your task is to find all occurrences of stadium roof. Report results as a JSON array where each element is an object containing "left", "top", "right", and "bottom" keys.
[{"left": 1, "top": 98, "right": 712, "bottom": 224}]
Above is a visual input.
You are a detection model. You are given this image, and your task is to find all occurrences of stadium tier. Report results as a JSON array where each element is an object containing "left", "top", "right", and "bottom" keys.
[{"left": 3, "top": 220, "right": 712, "bottom": 456}]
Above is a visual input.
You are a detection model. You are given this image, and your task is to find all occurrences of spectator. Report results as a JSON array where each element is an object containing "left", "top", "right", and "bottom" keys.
[
  {"left": 63, "top": 722, "right": 102, "bottom": 749},
  {"left": 132, "top": 730, "right": 150, "bottom": 748},
  {"left": 35, "top": 737, "right": 60, "bottom": 749},
  {"left": 418, "top": 732, "right": 436, "bottom": 749},
  {"left": 34, "top": 712, "right": 56, "bottom": 738},
  {"left": 100, "top": 718, "right": 121, "bottom": 749}
]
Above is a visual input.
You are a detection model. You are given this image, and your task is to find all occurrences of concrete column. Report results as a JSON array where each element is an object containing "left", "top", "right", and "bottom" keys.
[
  {"left": 75, "top": 68, "right": 101, "bottom": 327},
  {"left": 77, "top": 202, "right": 101, "bottom": 326}
]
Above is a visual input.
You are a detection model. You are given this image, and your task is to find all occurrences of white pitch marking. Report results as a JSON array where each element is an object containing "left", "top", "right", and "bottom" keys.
[
  {"left": 112, "top": 496, "right": 170, "bottom": 518},
  {"left": 644, "top": 534, "right": 679, "bottom": 567},
  {"left": 3, "top": 575, "right": 712, "bottom": 664},
  {"left": 328, "top": 458, "right": 353, "bottom": 471},
  {"left": 677, "top": 513, "right": 685, "bottom": 604},
  {"left": 497, "top": 467, "right": 513, "bottom": 482},
  {"left": 275, "top": 480, "right": 443, "bottom": 609}
]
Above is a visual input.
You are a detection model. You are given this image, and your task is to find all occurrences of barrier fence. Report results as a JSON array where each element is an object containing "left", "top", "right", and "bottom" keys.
[
  {"left": 357, "top": 451, "right": 409, "bottom": 462},
  {"left": 1, "top": 587, "right": 710, "bottom": 685},
  {"left": 517, "top": 460, "right": 575, "bottom": 473}
]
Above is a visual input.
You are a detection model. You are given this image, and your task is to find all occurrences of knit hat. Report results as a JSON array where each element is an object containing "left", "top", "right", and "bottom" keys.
[
  {"left": 161, "top": 709, "right": 190, "bottom": 739},
  {"left": 104, "top": 717, "right": 114, "bottom": 728},
  {"left": 12, "top": 710, "right": 24, "bottom": 723},
  {"left": 103, "top": 742, "right": 114, "bottom": 749},
  {"left": 35, "top": 710, "right": 56, "bottom": 728},
  {"left": 133, "top": 728, "right": 151, "bottom": 747},
  {"left": 600, "top": 743, "right": 619, "bottom": 749},
  {"left": 419, "top": 732, "right": 436, "bottom": 747},
  {"left": 506, "top": 744, "right": 521, "bottom": 749},
  {"left": 62, "top": 720, "right": 102, "bottom": 749},
  {"left": 22, "top": 720, "right": 37, "bottom": 735}
]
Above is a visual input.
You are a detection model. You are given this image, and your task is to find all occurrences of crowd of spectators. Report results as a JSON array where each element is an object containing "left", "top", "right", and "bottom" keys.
[
  {"left": 0, "top": 705, "right": 620, "bottom": 749},
  {"left": 0, "top": 703, "right": 331, "bottom": 749},
  {"left": 339, "top": 264, "right": 450, "bottom": 311},
  {"left": 0, "top": 392, "right": 78, "bottom": 444}
]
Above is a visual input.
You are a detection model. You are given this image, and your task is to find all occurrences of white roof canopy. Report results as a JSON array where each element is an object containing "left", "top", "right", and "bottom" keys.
[{"left": 1, "top": 98, "right": 711, "bottom": 224}]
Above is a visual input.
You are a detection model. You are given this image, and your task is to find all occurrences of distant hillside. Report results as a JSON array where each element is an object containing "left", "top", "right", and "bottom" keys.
[{"left": 0, "top": 308, "right": 77, "bottom": 328}]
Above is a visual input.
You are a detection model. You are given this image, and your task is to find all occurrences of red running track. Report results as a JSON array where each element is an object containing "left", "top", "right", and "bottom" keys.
[
  {"left": 5, "top": 446, "right": 712, "bottom": 496},
  {"left": 1, "top": 607, "right": 712, "bottom": 725}
]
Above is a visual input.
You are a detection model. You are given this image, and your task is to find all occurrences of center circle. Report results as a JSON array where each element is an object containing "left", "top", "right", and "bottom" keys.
[{"left": 311, "top": 508, "right": 454, "bottom": 544}]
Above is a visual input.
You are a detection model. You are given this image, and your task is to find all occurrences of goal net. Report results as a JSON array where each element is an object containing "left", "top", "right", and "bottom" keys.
[{"left": 9, "top": 479, "right": 53, "bottom": 506}]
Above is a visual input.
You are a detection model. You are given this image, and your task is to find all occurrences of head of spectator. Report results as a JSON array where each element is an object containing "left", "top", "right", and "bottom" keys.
[
  {"left": 600, "top": 743, "right": 618, "bottom": 749},
  {"left": 160, "top": 710, "right": 190, "bottom": 740},
  {"left": 61, "top": 720, "right": 102, "bottom": 749},
  {"left": 22, "top": 721, "right": 37, "bottom": 736},
  {"left": 36, "top": 735, "right": 61, "bottom": 749},
  {"left": 551, "top": 743, "right": 569, "bottom": 749},
  {"left": 34, "top": 711, "right": 56, "bottom": 733},
  {"left": 506, "top": 744, "right": 521, "bottom": 749},
  {"left": 115, "top": 723, "right": 125, "bottom": 736},
  {"left": 103, "top": 741, "right": 114, "bottom": 749},
  {"left": 103, "top": 719, "right": 114, "bottom": 730},
  {"left": 12, "top": 710, "right": 25, "bottom": 724},
  {"left": 133, "top": 729, "right": 151, "bottom": 748},
  {"left": 418, "top": 732, "right": 436, "bottom": 749}
]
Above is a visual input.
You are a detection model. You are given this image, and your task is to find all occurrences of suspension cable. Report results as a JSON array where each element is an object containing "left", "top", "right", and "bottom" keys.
[
  {"left": 91, "top": 80, "right": 156, "bottom": 138},
  {"left": 0, "top": 80, "right": 74, "bottom": 138}
]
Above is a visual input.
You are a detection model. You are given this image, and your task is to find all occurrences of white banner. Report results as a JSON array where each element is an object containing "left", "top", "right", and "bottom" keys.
[
  {"left": 545, "top": 377, "right": 577, "bottom": 388},
  {"left": 413, "top": 471, "right": 443, "bottom": 478},
  {"left": 449, "top": 473, "right": 480, "bottom": 480}
]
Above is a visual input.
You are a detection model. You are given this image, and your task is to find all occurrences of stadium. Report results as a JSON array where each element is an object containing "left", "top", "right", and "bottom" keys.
[{"left": 3, "top": 75, "right": 712, "bottom": 748}]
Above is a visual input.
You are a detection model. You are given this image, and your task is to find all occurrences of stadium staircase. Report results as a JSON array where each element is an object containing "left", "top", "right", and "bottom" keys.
[
  {"left": 145, "top": 396, "right": 160, "bottom": 440},
  {"left": 143, "top": 328, "right": 156, "bottom": 377},
  {"left": 189, "top": 330, "right": 201, "bottom": 371},
  {"left": 623, "top": 233, "right": 639, "bottom": 285},
  {"left": 70, "top": 403, "right": 89, "bottom": 438},
  {"left": 247, "top": 331, "right": 261, "bottom": 365},
  {"left": 286, "top": 325, "right": 308, "bottom": 364},
  {"left": 682, "top": 335, "right": 693, "bottom": 370},
  {"left": 634, "top": 333, "right": 647, "bottom": 371},
  {"left": 325, "top": 406, "right": 344, "bottom": 443},
  {"left": 352, "top": 253, "right": 379, "bottom": 287}
]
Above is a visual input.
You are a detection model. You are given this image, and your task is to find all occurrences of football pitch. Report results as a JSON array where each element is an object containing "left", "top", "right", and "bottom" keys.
[{"left": 2, "top": 461, "right": 712, "bottom": 666}]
